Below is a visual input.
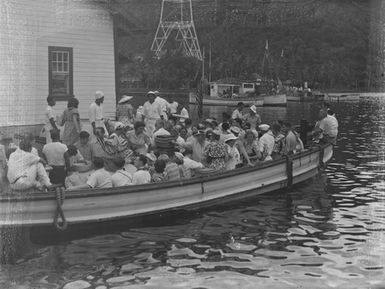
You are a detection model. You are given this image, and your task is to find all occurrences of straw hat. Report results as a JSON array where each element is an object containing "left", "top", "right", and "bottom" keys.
[{"left": 118, "top": 95, "right": 133, "bottom": 104}]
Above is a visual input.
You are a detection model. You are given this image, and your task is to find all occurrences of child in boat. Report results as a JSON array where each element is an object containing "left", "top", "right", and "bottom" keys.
[
  {"left": 65, "top": 166, "right": 89, "bottom": 190},
  {"left": 74, "top": 131, "right": 92, "bottom": 162},
  {"left": 158, "top": 153, "right": 181, "bottom": 182},
  {"left": 67, "top": 144, "right": 88, "bottom": 168},
  {"left": 174, "top": 152, "right": 190, "bottom": 179},
  {"left": 151, "top": 159, "right": 166, "bottom": 183},
  {"left": 132, "top": 155, "right": 151, "bottom": 185},
  {"left": 111, "top": 156, "right": 132, "bottom": 187}
]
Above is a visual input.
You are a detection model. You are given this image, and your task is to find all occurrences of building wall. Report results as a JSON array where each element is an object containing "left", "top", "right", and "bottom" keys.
[{"left": 0, "top": 0, "right": 116, "bottom": 136}]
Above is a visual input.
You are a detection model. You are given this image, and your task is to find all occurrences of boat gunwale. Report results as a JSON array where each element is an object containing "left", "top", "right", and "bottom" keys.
[{"left": 0, "top": 144, "right": 329, "bottom": 202}]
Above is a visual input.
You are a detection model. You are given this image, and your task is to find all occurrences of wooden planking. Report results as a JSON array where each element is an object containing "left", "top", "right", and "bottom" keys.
[{"left": 0, "top": 0, "right": 116, "bottom": 127}]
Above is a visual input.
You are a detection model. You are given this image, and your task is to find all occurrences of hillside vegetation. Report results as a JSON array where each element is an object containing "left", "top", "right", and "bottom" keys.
[{"left": 115, "top": 0, "right": 383, "bottom": 91}]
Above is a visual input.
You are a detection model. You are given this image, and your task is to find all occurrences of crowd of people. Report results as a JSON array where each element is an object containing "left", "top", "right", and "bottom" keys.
[{"left": 0, "top": 91, "right": 338, "bottom": 192}]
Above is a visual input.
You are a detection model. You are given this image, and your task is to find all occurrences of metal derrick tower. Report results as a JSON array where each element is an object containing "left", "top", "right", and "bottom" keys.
[{"left": 151, "top": 0, "right": 203, "bottom": 61}]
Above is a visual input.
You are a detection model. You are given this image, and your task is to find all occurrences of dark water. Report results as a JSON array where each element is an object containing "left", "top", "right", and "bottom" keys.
[{"left": 1, "top": 99, "right": 385, "bottom": 289}]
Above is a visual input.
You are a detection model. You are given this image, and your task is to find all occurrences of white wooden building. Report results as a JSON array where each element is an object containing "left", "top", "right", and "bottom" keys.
[{"left": 0, "top": 0, "right": 117, "bottom": 138}]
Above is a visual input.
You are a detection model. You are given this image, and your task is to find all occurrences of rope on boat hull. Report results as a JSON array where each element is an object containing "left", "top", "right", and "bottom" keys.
[
  {"left": 53, "top": 186, "right": 68, "bottom": 231},
  {"left": 319, "top": 146, "right": 325, "bottom": 168},
  {"left": 285, "top": 155, "right": 293, "bottom": 189}
]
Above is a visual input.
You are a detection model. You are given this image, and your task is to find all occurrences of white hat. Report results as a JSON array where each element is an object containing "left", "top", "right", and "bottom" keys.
[
  {"left": 212, "top": 129, "right": 222, "bottom": 136},
  {"left": 174, "top": 152, "right": 184, "bottom": 160},
  {"left": 154, "top": 90, "right": 160, "bottom": 95},
  {"left": 147, "top": 91, "right": 156, "bottom": 96},
  {"left": 224, "top": 134, "right": 238, "bottom": 142},
  {"left": 259, "top": 124, "right": 270, "bottom": 132},
  {"left": 118, "top": 95, "right": 133, "bottom": 104},
  {"left": 250, "top": 105, "right": 257, "bottom": 113},
  {"left": 114, "top": 122, "right": 125, "bottom": 130},
  {"left": 95, "top": 90, "right": 104, "bottom": 100}
]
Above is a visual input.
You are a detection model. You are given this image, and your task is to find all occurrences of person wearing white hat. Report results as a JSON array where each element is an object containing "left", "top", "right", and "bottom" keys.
[
  {"left": 258, "top": 124, "right": 275, "bottom": 161},
  {"left": 245, "top": 104, "right": 262, "bottom": 130},
  {"left": 180, "top": 130, "right": 208, "bottom": 164},
  {"left": 143, "top": 91, "right": 164, "bottom": 137},
  {"left": 117, "top": 95, "right": 134, "bottom": 126},
  {"left": 224, "top": 134, "right": 241, "bottom": 170},
  {"left": 89, "top": 90, "right": 107, "bottom": 136}
]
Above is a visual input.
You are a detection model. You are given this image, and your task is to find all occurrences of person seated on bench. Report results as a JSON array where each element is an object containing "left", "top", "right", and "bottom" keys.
[
  {"left": 7, "top": 140, "right": 51, "bottom": 191},
  {"left": 132, "top": 155, "right": 151, "bottom": 185},
  {"left": 65, "top": 166, "right": 89, "bottom": 190},
  {"left": 111, "top": 156, "right": 132, "bottom": 187}
]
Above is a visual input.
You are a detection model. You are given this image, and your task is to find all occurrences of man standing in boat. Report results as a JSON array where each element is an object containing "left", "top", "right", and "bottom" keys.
[
  {"left": 42, "top": 96, "right": 59, "bottom": 143},
  {"left": 89, "top": 91, "right": 107, "bottom": 137},
  {"left": 143, "top": 91, "right": 163, "bottom": 137},
  {"left": 232, "top": 102, "right": 245, "bottom": 120}
]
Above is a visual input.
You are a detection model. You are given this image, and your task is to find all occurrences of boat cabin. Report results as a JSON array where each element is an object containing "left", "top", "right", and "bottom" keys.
[
  {"left": 210, "top": 83, "right": 241, "bottom": 98},
  {"left": 210, "top": 82, "right": 260, "bottom": 98}
]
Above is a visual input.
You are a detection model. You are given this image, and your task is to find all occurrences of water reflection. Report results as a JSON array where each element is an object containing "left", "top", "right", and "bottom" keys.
[{"left": 1, "top": 99, "right": 385, "bottom": 288}]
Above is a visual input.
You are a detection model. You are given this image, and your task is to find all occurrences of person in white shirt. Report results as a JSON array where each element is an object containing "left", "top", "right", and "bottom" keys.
[
  {"left": 86, "top": 157, "right": 112, "bottom": 189},
  {"left": 143, "top": 91, "right": 163, "bottom": 137},
  {"left": 313, "top": 109, "right": 338, "bottom": 145},
  {"left": 89, "top": 90, "right": 107, "bottom": 136},
  {"left": 42, "top": 96, "right": 59, "bottom": 143},
  {"left": 132, "top": 155, "right": 151, "bottom": 185},
  {"left": 7, "top": 141, "right": 51, "bottom": 191},
  {"left": 258, "top": 124, "right": 275, "bottom": 161},
  {"left": 224, "top": 134, "right": 241, "bottom": 170},
  {"left": 154, "top": 91, "right": 169, "bottom": 120},
  {"left": 42, "top": 130, "right": 70, "bottom": 185},
  {"left": 111, "top": 157, "right": 132, "bottom": 187},
  {"left": 231, "top": 102, "right": 245, "bottom": 120},
  {"left": 167, "top": 96, "right": 179, "bottom": 115}
]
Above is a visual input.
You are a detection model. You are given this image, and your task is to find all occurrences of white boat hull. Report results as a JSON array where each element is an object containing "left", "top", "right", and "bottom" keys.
[
  {"left": 0, "top": 145, "right": 333, "bottom": 228},
  {"left": 262, "top": 93, "right": 287, "bottom": 106},
  {"left": 189, "top": 94, "right": 264, "bottom": 107}
]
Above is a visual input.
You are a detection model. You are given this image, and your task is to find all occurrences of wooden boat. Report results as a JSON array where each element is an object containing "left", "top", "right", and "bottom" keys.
[
  {"left": 0, "top": 144, "right": 333, "bottom": 228},
  {"left": 262, "top": 93, "right": 287, "bottom": 106},
  {"left": 189, "top": 93, "right": 264, "bottom": 107}
]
